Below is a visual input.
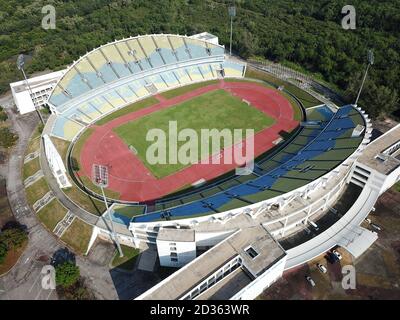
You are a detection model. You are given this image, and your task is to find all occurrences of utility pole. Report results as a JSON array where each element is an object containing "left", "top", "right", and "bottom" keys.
[
  {"left": 228, "top": 5, "right": 236, "bottom": 56},
  {"left": 355, "top": 49, "right": 374, "bottom": 106},
  {"left": 93, "top": 164, "right": 124, "bottom": 257},
  {"left": 16, "top": 54, "right": 45, "bottom": 125}
]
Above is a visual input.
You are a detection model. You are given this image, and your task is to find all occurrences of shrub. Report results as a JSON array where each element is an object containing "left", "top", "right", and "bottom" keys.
[
  {"left": 0, "top": 127, "right": 18, "bottom": 148},
  {"left": 0, "top": 227, "right": 28, "bottom": 264},
  {"left": 0, "top": 112, "right": 7, "bottom": 122},
  {"left": 0, "top": 228, "right": 28, "bottom": 249},
  {"left": 55, "top": 261, "right": 80, "bottom": 288},
  {"left": 0, "top": 243, "right": 7, "bottom": 264}
]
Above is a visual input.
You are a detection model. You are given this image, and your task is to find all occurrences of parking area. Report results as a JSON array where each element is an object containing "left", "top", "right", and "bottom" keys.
[{"left": 260, "top": 186, "right": 400, "bottom": 300}]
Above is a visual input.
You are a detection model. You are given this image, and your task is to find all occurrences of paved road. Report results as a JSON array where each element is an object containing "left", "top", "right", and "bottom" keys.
[{"left": 0, "top": 94, "right": 118, "bottom": 299}]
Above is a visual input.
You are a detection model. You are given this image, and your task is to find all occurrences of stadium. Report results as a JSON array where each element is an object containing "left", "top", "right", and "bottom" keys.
[{"left": 37, "top": 33, "right": 400, "bottom": 300}]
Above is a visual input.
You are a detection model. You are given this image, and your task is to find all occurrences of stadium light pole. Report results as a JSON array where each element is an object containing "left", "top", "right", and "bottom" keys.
[
  {"left": 355, "top": 49, "right": 374, "bottom": 106},
  {"left": 92, "top": 164, "right": 124, "bottom": 257},
  {"left": 228, "top": 5, "right": 236, "bottom": 56},
  {"left": 16, "top": 54, "right": 45, "bottom": 125}
]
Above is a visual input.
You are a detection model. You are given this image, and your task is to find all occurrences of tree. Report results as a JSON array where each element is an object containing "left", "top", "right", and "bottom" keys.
[
  {"left": 0, "top": 243, "right": 7, "bottom": 264},
  {"left": 0, "top": 227, "right": 28, "bottom": 265},
  {"left": 55, "top": 261, "right": 80, "bottom": 288},
  {"left": 0, "top": 127, "right": 18, "bottom": 148},
  {"left": 0, "top": 228, "right": 28, "bottom": 248}
]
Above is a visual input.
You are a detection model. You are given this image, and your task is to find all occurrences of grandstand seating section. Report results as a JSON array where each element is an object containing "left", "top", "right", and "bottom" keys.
[
  {"left": 131, "top": 105, "right": 365, "bottom": 223},
  {"left": 47, "top": 35, "right": 366, "bottom": 225},
  {"left": 49, "top": 34, "right": 247, "bottom": 141}
]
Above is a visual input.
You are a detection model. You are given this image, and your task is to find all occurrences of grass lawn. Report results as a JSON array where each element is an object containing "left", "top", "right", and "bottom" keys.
[
  {"left": 71, "top": 128, "right": 94, "bottom": 170},
  {"left": 37, "top": 198, "right": 68, "bottom": 231},
  {"left": 0, "top": 179, "right": 13, "bottom": 228},
  {"left": 160, "top": 80, "right": 219, "bottom": 99},
  {"left": 245, "top": 67, "right": 320, "bottom": 109},
  {"left": 23, "top": 157, "right": 40, "bottom": 180},
  {"left": 113, "top": 204, "right": 146, "bottom": 218},
  {"left": 26, "top": 136, "right": 40, "bottom": 155},
  {"left": 51, "top": 136, "right": 70, "bottom": 164},
  {"left": 95, "top": 96, "right": 159, "bottom": 126},
  {"left": 57, "top": 129, "right": 113, "bottom": 211},
  {"left": 76, "top": 174, "right": 120, "bottom": 199},
  {"left": 61, "top": 218, "right": 93, "bottom": 255},
  {"left": 114, "top": 89, "right": 274, "bottom": 178},
  {"left": 0, "top": 240, "right": 28, "bottom": 275},
  {"left": 64, "top": 186, "right": 106, "bottom": 215},
  {"left": 111, "top": 245, "right": 140, "bottom": 271},
  {"left": 25, "top": 178, "right": 50, "bottom": 206}
]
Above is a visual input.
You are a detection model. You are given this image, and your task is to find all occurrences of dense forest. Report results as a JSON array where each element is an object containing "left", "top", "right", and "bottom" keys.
[{"left": 0, "top": 0, "right": 399, "bottom": 118}]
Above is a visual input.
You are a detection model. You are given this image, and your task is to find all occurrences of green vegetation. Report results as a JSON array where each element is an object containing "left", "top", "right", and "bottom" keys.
[
  {"left": 37, "top": 199, "right": 68, "bottom": 231},
  {"left": 23, "top": 157, "right": 40, "bottom": 180},
  {"left": 56, "top": 277, "right": 93, "bottom": 300},
  {"left": 23, "top": 126, "right": 42, "bottom": 180},
  {"left": 394, "top": 182, "right": 400, "bottom": 193},
  {"left": 64, "top": 186, "right": 106, "bottom": 216},
  {"left": 113, "top": 204, "right": 146, "bottom": 218},
  {"left": 160, "top": 80, "right": 219, "bottom": 99},
  {"left": 0, "top": 127, "right": 18, "bottom": 148},
  {"left": 0, "top": 226, "right": 28, "bottom": 273},
  {"left": 49, "top": 134, "right": 109, "bottom": 213},
  {"left": 111, "top": 245, "right": 140, "bottom": 271},
  {"left": 55, "top": 261, "right": 80, "bottom": 288},
  {"left": 0, "top": 106, "right": 7, "bottom": 122},
  {"left": 77, "top": 175, "right": 120, "bottom": 199},
  {"left": 51, "top": 137, "right": 70, "bottom": 163},
  {"left": 0, "top": 180, "right": 13, "bottom": 227},
  {"left": 26, "top": 136, "right": 40, "bottom": 155},
  {"left": 95, "top": 97, "right": 159, "bottom": 126},
  {"left": 246, "top": 67, "right": 320, "bottom": 109},
  {"left": 114, "top": 89, "right": 274, "bottom": 178},
  {"left": 70, "top": 128, "right": 94, "bottom": 171},
  {"left": 25, "top": 178, "right": 49, "bottom": 206},
  {"left": 61, "top": 218, "right": 93, "bottom": 255},
  {"left": 0, "top": 1, "right": 398, "bottom": 119}
]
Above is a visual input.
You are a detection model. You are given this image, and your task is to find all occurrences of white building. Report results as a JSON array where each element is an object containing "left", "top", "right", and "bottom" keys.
[
  {"left": 137, "top": 225, "right": 286, "bottom": 300},
  {"left": 42, "top": 134, "right": 72, "bottom": 189},
  {"left": 135, "top": 124, "right": 400, "bottom": 300},
  {"left": 156, "top": 228, "right": 197, "bottom": 268},
  {"left": 10, "top": 70, "right": 65, "bottom": 114}
]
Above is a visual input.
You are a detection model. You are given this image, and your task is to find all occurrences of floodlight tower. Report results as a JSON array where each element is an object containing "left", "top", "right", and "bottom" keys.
[
  {"left": 228, "top": 4, "right": 236, "bottom": 56},
  {"left": 355, "top": 49, "right": 374, "bottom": 106},
  {"left": 16, "top": 54, "right": 45, "bottom": 125},
  {"left": 92, "top": 164, "right": 124, "bottom": 257}
]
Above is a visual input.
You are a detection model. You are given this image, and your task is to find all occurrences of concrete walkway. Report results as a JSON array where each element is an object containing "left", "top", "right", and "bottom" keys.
[{"left": 0, "top": 98, "right": 118, "bottom": 300}]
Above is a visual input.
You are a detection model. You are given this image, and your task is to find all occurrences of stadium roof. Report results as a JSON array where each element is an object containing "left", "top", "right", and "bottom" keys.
[
  {"left": 138, "top": 224, "right": 285, "bottom": 300},
  {"left": 358, "top": 124, "right": 400, "bottom": 175}
]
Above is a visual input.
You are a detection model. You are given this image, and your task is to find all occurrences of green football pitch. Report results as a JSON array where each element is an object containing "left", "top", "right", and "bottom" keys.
[{"left": 113, "top": 89, "right": 275, "bottom": 178}]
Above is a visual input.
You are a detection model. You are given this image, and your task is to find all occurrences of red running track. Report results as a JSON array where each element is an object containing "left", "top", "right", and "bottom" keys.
[{"left": 79, "top": 80, "right": 299, "bottom": 202}]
